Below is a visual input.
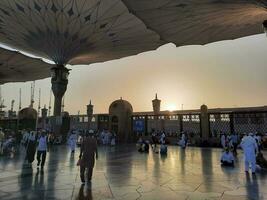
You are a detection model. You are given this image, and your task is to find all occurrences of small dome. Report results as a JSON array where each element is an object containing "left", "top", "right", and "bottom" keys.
[
  {"left": 62, "top": 111, "right": 69, "bottom": 117},
  {"left": 109, "top": 98, "right": 133, "bottom": 113},
  {"left": 200, "top": 104, "right": 208, "bottom": 112},
  {"left": 19, "top": 107, "right": 37, "bottom": 119}
]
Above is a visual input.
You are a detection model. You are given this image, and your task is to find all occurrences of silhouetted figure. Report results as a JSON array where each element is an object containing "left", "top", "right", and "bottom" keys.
[
  {"left": 256, "top": 152, "right": 267, "bottom": 170},
  {"left": 25, "top": 131, "right": 37, "bottom": 164},
  {"left": 79, "top": 135, "right": 98, "bottom": 184}
]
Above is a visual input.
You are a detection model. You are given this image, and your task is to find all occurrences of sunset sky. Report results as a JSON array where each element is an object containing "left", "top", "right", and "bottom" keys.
[{"left": 1, "top": 34, "right": 267, "bottom": 115}]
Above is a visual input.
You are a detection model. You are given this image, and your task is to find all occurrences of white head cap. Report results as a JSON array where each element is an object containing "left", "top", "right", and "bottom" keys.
[{"left": 249, "top": 132, "right": 254, "bottom": 136}]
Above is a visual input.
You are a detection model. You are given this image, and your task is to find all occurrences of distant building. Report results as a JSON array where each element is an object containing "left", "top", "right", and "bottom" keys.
[
  {"left": 67, "top": 96, "right": 267, "bottom": 144},
  {"left": 1, "top": 95, "right": 267, "bottom": 145}
]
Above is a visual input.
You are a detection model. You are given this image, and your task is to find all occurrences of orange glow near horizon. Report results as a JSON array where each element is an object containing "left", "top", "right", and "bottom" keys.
[
  {"left": 1, "top": 36, "right": 267, "bottom": 114},
  {"left": 165, "top": 104, "right": 178, "bottom": 112}
]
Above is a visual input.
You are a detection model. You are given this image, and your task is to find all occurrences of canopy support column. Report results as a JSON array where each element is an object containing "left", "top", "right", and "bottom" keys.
[{"left": 51, "top": 65, "right": 70, "bottom": 116}]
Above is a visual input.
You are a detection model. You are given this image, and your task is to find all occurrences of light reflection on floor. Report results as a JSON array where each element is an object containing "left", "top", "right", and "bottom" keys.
[{"left": 0, "top": 145, "right": 266, "bottom": 200}]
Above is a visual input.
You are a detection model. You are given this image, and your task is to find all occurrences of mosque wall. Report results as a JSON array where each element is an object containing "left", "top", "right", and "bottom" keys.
[{"left": 1, "top": 96, "right": 267, "bottom": 146}]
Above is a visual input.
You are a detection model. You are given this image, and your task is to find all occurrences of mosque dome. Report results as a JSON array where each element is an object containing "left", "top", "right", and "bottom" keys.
[
  {"left": 109, "top": 98, "right": 133, "bottom": 114},
  {"left": 62, "top": 112, "right": 70, "bottom": 117},
  {"left": 109, "top": 98, "right": 133, "bottom": 143},
  {"left": 200, "top": 104, "right": 208, "bottom": 112},
  {"left": 19, "top": 107, "right": 37, "bottom": 119}
]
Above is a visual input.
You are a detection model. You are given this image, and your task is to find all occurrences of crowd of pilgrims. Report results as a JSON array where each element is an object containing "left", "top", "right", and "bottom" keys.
[
  {"left": 0, "top": 128, "right": 117, "bottom": 154},
  {"left": 136, "top": 130, "right": 188, "bottom": 155},
  {"left": 0, "top": 129, "right": 51, "bottom": 168},
  {"left": 70, "top": 129, "right": 117, "bottom": 147},
  {"left": 1, "top": 127, "right": 267, "bottom": 184},
  {"left": 0, "top": 128, "right": 100, "bottom": 183},
  {"left": 219, "top": 132, "right": 267, "bottom": 173},
  {"left": 136, "top": 130, "right": 267, "bottom": 174},
  {"left": 0, "top": 128, "right": 66, "bottom": 157},
  {"left": 0, "top": 128, "right": 17, "bottom": 155}
]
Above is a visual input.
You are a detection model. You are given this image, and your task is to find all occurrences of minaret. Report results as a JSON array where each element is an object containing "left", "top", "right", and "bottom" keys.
[
  {"left": 35, "top": 87, "right": 41, "bottom": 131},
  {"left": 30, "top": 81, "right": 35, "bottom": 108},
  {"left": 41, "top": 105, "right": 48, "bottom": 129},
  {"left": 0, "top": 86, "right": 6, "bottom": 119},
  {"left": 48, "top": 89, "right": 52, "bottom": 117},
  {"left": 19, "top": 88, "right": 22, "bottom": 110},
  {"left": 0, "top": 86, "right": 6, "bottom": 111},
  {"left": 152, "top": 93, "right": 161, "bottom": 115},
  {"left": 87, "top": 100, "right": 94, "bottom": 129},
  {"left": 38, "top": 88, "right": 41, "bottom": 117},
  {"left": 17, "top": 89, "right": 21, "bottom": 129},
  {"left": 8, "top": 100, "right": 15, "bottom": 119}
]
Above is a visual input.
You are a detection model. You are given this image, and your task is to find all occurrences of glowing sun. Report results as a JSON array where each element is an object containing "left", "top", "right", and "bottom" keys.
[{"left": 166, "top": 104, "right": 177, "bottom": 112}]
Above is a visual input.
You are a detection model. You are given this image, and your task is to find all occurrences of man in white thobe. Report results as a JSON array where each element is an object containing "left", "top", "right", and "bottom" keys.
[
  {"left": 160, "top": 132, "right": 166, "bottom": 144},
  {"left": 68, "top": 131, "right": 77, "bottom": 153},
  {"left": 37, "top": 132, "right": 48, "bottom": 169},
  {"left": 221, "top": 134, "right": 226, "bottom": 149},
  {"left": 181, "top": 133, "right": 187, "bottom": 148},
  {"left": 240, "top": 133, "right": 258, "bottom": 174}
]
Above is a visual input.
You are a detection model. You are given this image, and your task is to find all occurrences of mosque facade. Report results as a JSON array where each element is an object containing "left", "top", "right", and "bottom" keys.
[
  {"left": 0, "top": 94, "right": 267, "bottom": 145},
  {"left": 66, "top": 95, "right": 267, "bottom": 145}
]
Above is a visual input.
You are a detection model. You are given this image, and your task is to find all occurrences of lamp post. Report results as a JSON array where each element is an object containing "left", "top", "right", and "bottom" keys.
[
  {"left": 87, "top": 100, "right": 94, "bottom": 129},
  {"left": 51, "top": 65, "right": 70, "bottom": 116}
]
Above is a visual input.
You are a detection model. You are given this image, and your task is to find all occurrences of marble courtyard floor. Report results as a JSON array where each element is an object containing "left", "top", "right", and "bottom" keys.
[{"left": 0, "top": 145, "right": 266, "bottom": 200}]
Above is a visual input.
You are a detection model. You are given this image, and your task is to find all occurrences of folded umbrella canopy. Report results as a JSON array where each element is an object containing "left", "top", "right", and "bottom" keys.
[
  {"left": 0, "top": 47, "right": 53, "bottom": 84},
  {"left": 0, "top": 0, "right": 266, "bottom": 69},
  {"left": 122, "top": 0, "right": 267, "bottom": 45},
  {"left": 1, "top": 0, "right": 266, "bottom": 117},
  {"left": 0, "top": 0, "right": 163, "bottom": 66}
]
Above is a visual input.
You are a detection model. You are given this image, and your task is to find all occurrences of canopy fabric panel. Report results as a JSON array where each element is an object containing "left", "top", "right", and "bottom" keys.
[
  {"left": 0, "top": 0, "right": 266, "bottom": 67},
  {"left": 0, "top": 48, "right": 52, "bottom": 84},
  {"left": 0, "top": 0, "right": 163, "bottom": 65},
  {"left": 122, "top": 0, "right": 267, "bottom": 46}
]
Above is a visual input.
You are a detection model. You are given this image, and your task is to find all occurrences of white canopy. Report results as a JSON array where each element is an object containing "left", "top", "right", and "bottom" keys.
[
  {"left": 0, "top": 0, "right": 266, "bottom": 83},
  {"left": 0, "top": 48, "right": 53, "bottom": 84},
  {"left": 122, "top": 0, "right": 267, "bottom": 45}
]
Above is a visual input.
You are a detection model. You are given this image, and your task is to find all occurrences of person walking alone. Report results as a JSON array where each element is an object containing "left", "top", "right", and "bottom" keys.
[
  {"left": 79, "top": 134, "right": 98, "bottom": 184},
  {"left": 240, "top": 133, "right": 258, "bottom": 174},
  {"left": 25, "top": 131, "right": 37, "bottom": 164},
  {"left": 37, "top": 131, "right": 48, "bottom": 169},
  {"left": 68, "top": 130, "right": 77, "bottom": 153}
]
